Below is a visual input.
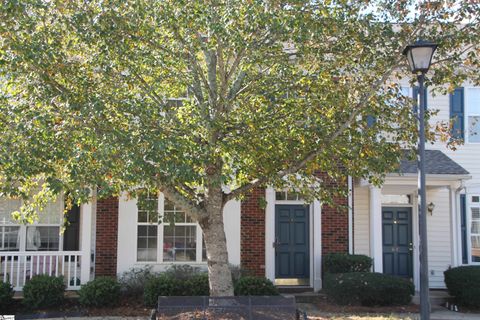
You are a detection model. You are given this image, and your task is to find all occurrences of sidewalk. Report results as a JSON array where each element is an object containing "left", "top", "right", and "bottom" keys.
[
  {"left": 297, "top": 302, "right": 480, "bottom": 320},
  {"left": 431, "top": 309, "right": 480, "bottom": 320}
]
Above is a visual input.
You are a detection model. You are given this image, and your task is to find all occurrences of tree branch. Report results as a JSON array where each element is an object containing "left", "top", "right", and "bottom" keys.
[{"left": 224, "top": 56, "right": 405, "bottom": 203}]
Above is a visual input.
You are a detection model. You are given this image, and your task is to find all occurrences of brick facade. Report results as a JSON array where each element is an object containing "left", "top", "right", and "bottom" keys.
[
  {"left": 95, "top": 197, "right": 119, "bottom": 277},
  {"left": 240, "top": 187, "right": 266, "bottom": 276},
  {"left": 318, "top": 172, "right": 349, "bottom": 254},
  {"left": 321, "top": 196, "right": 349, "bottom": 254}
]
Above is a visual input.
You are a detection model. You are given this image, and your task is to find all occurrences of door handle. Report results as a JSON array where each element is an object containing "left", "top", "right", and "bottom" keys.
[{"left": 273, "top": 238, "right": 280, "bottom": 248}]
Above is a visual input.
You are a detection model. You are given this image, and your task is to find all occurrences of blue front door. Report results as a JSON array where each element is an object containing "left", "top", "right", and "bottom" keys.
[
  {"left": 275, "top": 205, "right": 309, "bottom": 280},
  {"left": 382, "top": 207, "right": 413, "bottom": 279}
]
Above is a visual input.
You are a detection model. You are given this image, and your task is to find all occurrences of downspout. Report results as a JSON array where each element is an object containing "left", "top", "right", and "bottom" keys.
[{"left": 348, "top": 176, "right": 353, "bottom": 254}]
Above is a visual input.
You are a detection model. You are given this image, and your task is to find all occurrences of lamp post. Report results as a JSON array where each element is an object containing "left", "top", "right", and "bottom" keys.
[{"left": 403, "top": 40, "right": 438, "bottom": 320}]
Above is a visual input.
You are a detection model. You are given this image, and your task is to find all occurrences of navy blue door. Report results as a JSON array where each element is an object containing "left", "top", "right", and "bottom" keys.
[
  {"left": 382, "top": 207, "right": 413, "bottom": 278},
  {"left": 275, "top": 205, "right": 309, "bottom": 279}
]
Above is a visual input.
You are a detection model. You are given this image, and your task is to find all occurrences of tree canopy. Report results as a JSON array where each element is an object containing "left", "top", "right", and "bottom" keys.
[{"left": 1, "top": 0, "right": 479, "bottom": 295}]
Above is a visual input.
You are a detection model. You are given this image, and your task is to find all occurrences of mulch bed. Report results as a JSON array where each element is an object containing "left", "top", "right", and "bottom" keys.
[
  {"left": 4, "top": 296, "right": 151, "bottom": 318},
  {"left": 311, "top": 293, "right": 419, "bottom": 315},
  {"left": 5, "top": 293, "right": 421, "bottom": 319}
]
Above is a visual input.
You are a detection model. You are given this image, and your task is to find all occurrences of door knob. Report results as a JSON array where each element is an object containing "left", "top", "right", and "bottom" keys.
[{"left": 273, "top": 238, "right": 280, "bottom": 248}]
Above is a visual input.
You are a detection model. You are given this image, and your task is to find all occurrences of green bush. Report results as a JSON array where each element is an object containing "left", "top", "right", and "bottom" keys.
[
  {"left": 79, "top": 277, "right": 121, "bottom": 307},
  {"left": 323, "top": 253, "right": 372, "bottom": 274},
  {"left": 119, "top": 266, "right": 157, "bottom": 297},
  {"left": 144, "top": 274, "right": 181, "bottom": 307},
  {"left": 164, "top": 264, "right": 202, "bottom": 280},
  {"left": 234, "top": 276, "right": 279, "bottom": 296},
  {"left": 184, "top": 273, "right": 209, "bottom": 296},
  {"left": 143, "top": 272, "right": 210, "bottom": 307},
  {"left": 0, "top": 281, "right": 14, "bottom": 310},
  {"left": 23, "top": 275, "right": 65, "bottom": 309},
  {"left": 444, "top": 266, "right": 480, "bottom": 307},
  {"left": 324, "top": 272, "right": 414, "bottom": 306}
]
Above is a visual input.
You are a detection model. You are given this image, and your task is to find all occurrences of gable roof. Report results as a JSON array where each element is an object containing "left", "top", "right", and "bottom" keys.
[{"left": 398, "top": 150, "right": 469, "bottom": 175}]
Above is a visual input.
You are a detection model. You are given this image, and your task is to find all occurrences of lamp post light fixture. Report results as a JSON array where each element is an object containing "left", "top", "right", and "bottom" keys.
[{"left": 403, "top": 40, "right": 438, "bottom": 320}]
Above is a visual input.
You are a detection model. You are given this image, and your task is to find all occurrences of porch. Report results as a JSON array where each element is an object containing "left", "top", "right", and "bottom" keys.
[
  {"left": 0, "top": 251, "right": 88, "bottom": 290},
  {"left": 354, "top": 150, "right": 471, "bottom": 289},
  {"left": 0, "top": 197, "right": 95, "bottom": 291}
]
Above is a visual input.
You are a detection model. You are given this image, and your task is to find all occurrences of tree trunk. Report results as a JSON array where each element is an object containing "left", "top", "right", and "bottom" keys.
[{"left": 201, "top": 206, "right": 234, "bottom": 296}]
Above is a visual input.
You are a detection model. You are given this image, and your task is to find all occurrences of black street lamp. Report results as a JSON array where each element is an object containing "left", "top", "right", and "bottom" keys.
[{"left": 403, "top": 40, "right": 438, "bottom": 320}]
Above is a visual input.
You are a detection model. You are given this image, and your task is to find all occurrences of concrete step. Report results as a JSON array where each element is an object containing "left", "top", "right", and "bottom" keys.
[
  {"left": 412, "top": 290, "right": 452, "bottom": 306},
  {"left": 277, "top": 286, "right": 314, "bottom": 294}
]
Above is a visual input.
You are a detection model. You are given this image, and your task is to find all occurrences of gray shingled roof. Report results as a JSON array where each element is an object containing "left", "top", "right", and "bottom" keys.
[{"left": 398, "top": 150, "right": 469, "bottom": 175}]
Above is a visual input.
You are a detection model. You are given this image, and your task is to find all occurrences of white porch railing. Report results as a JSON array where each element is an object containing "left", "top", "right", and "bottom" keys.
[{"left": 0, "top": 251, "right": 85, "bottom": 291}]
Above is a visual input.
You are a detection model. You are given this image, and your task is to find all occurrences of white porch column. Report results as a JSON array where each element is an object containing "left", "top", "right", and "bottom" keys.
[
  {"left": 369, "top": 186, "right": 383, "bottom": 273},
  {"left": 80, "top": 196, "right": 95, "bottom": 284},
  {"left": 265, "top": 187, "right": 276, "bottom": 282},
  {"left": 449, "top": 185, "right": 460, "bottom": 266},
  {"left": 313, "top": 199, "right": 322, "bottom": 291}
]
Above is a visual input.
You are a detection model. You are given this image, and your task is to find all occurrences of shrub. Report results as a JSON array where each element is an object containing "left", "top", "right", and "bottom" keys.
[
  {"left": 23, "top": 275, "right": 65, "bottom": 309},
  {"left": 144, "top": 274, "right": 181, "bottom": 307},
  {"left": 184, "top": 273, "right": 209, "bottom": 296},
  {"left": 444, "top": 266, "right": 480, "bottom": 307},
  {"left": 234, "top": 276, "right": 279, "bottom": 296},
  {"left": 119, "top": 266, "right": 157, "bottom": 297},
  {"left": 323, "top": 253, "right": 372, "bottom": 274},
  {"left": 324, "top": 272, "right": 414, "bottom": 306},
  {"left": 143, "top": 272, "right": 210, "bottom": 307},
  {"left": 164, "top": 264, "right": 202, "bottom": 280},
  {"left": 230, "top": 264, "right": 252, "bottom": 283},
  {"left": 79, "top": 277, "right": 121, "bottom": 307},
  {"left": 0, "top": 281, "right": 14, "bottom": 310}
]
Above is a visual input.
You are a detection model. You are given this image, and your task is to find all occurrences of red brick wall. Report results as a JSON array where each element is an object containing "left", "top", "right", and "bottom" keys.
[
  {"left": 240, "top": 187, "right": 266, "bottom": 276},
  {"left": 95, "top": 197, "right": 119, "bottom": 277},
  {"left": 319, "top": 173, "right": 349, "bottom": 254},
  {"left": 321, "top": 196, "right": 349, "bottom": 254}
]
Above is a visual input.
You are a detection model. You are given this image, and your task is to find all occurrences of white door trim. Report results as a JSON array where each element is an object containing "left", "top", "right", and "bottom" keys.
[{"left": 264, "top": 187, "right": 322, "bottom": 290}]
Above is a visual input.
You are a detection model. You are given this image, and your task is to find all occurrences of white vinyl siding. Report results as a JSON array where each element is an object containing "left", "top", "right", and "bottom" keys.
[{"left": 353, "top": 187, "right": 370, "bottom": 256}]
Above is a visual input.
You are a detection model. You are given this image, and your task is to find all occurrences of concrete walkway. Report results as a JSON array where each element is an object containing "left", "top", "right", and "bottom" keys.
[
  {"left": 15, "top": 317, "right": 149, "bottom": 320},
  {"left": 297, "top": 302, "right": 480, "bottom": 320},
  {"left": 430, "top": 310, "right": 480, "bottom": 320}
]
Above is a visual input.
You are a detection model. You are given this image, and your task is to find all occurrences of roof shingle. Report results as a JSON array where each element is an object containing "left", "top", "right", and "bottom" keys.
[{"left": 398, "top": 150, "right": 469, "bottom": 175}]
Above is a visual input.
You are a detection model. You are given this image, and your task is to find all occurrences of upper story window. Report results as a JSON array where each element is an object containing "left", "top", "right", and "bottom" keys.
[
  {"left": 466, "top": 88, "right": 480, "bottom": 143},
  {"left": 450, "top": 87, "right": 480, "bottom": 143}
]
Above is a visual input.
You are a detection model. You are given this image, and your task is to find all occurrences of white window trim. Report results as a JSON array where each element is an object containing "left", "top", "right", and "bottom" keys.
[
  {"left": 467, "top": 194, "right": 480, "bottom": 264},
  {"left": 135, "top": 192, "right": 206, "bottom": 264},
  {"left": 464, "top": 87, "right": 480, "bottom": 144}
]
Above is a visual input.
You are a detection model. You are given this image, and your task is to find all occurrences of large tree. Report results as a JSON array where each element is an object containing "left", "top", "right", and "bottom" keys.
[{"left": 0, "top": 0, "right": 479, "bottom": 295}]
